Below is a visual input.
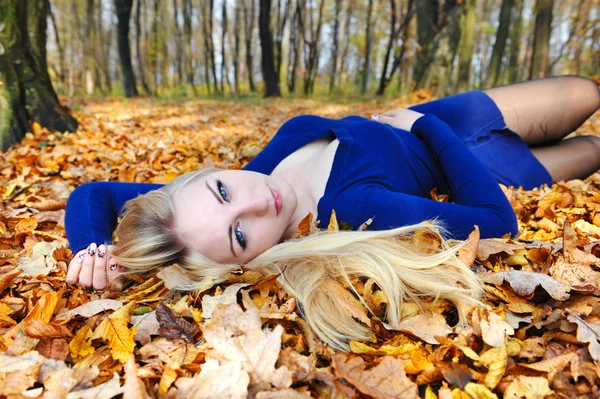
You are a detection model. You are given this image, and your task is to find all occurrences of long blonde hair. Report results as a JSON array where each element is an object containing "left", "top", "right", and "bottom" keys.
[{"left": 111, "top": 168, "right": 486, "bottom": 350}]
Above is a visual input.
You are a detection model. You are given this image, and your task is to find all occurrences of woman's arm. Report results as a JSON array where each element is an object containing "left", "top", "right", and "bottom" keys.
[
  {"left": 65, "top": 182, "right": 164, "bottom": 253},
  {"left": 364, "top": 113, "right": 518, "bottom": 239}
]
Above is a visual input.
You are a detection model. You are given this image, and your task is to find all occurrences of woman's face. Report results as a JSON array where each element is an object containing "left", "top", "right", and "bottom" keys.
[{"left": 172, "top": 170, "right": 298, "bottom": 264}]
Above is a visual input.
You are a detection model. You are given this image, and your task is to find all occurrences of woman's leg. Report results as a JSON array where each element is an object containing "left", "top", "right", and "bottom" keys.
[
  {"left": 484, "top": 76, "right": 600, "bottom": 181},
  {"left": 483, "top": 76, "right": 600, "bottom": 145},
  {"left": 530, "top": 136, "right": 600, "bottom": 181}
]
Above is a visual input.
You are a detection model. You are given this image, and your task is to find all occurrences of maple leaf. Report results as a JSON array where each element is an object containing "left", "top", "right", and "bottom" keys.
[
  {"left": 333, "top": 354, "right": 419, "bottom": 399},
  {"left": 175, "top": 359, "right": 250, "bottom": 399},
  {"left": 503, "top": 376, "right": 554, "bottom": 399},
  {"left": 203, "top": 303, "right": 292, "bottom": 391},
  {"left": 201, "top": 283, "right": 250, "bottom": 319},
  {"left": 155, "top": 302, "right": 201, "bottom": 342},
  {"left": 91, "top": 300, "right": 137, "bottom": 363}
]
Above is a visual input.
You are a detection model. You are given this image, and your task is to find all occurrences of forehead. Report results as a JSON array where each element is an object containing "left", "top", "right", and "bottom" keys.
[{"left": 172, "top": 174, "right": 233, "bottom": 263}]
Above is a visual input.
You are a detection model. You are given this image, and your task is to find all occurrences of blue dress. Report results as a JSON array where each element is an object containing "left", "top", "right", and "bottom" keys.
[{"left": 65, "top": 91, "right": 552, "bottom": 253}]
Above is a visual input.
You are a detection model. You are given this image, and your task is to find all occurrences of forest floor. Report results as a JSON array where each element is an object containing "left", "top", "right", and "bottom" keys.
[{"left": 0, "top": 92, "right": 599, "bottom": 398}]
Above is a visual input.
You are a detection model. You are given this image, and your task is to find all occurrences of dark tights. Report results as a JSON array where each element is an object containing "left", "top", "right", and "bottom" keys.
[{"left": 483, "top": 76, "right": 600, "bottom": 182}]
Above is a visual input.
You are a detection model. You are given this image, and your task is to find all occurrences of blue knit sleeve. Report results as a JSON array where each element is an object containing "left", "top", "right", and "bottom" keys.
[
  {"left": 65, "top": 182, "right": 164, "bottom": 253},
  {"left": 365, "top": 114, "right": 518, "bottom": 239}
]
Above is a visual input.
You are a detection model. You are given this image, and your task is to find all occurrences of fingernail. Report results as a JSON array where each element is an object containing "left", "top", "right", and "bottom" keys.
[
  {"left": 76, "top": 252, "right": 85, "bottom": 263},
  {"left": 88, "top": 243, "right": 97, "bottom": 257},
  {"left": 371, "top": 114, "right": 380, "bottom": 121},
  {"left": 97, "top": 245, "right": 106, "bottom": 258},
  {"left": 110, "top": 263, "right": 117, "bottom": 272}
]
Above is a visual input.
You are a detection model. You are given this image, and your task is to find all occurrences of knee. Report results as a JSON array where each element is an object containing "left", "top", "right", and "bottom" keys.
[{"left": 562, "top": 76, "right": 600, "bottom": 114}]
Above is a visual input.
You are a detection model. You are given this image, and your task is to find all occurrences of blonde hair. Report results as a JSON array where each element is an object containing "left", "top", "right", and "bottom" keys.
[{"left": 111, "top": 168, "right": 486, "bottom": 350}]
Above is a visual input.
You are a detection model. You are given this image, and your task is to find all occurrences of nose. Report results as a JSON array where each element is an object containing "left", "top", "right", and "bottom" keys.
[{"left": 236, "top": 195, "right": 269, "bottom": 217}]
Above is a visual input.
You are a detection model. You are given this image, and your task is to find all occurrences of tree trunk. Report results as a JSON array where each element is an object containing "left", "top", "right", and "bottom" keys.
[
  {"left": 0, "top": 0, "right": 78, "bottom": 151},
  {"left": 97, "top": 0, "right": 112, "bottom": 93},
  {"left": 242, "top": 0, "right": 256, "bottom": 92},
  {"left": 286, "top": 3, "right": 301, "bottom": 93},
  {"left": 505, "top": 0, "right": 523, "bottom": 83},
  {"left": 135, "top": 0, "right": 152, "bottom": 95},
  {"left": 339, "top": 0, "right": 353, "bottom": 90},
  {"left": 430, "top": 0, "right": 460, "bottom": 96},
  {"left": 529, "top": 0, "right": 553, "bottom": 79},
  {"left": 455, "top": 0, "right": 475, "bottom": 92},
  {"left": 47, "top": 1, "right": 65, "bottom": 87},
  {"left": 173, "top": 0, "right": 184, "bottom": 88},
  {"left": 259, "top": 0, "right": 281, "bottom": 96},
  {"left": 329, "top": 0, "right": 342, "bottom": 94},
  {"left": 233, "top": 3, "right": 241, "bottom": 94},
  {"left": 299, "top": 0, "right": 326, "bottom": 95},
  {"left": 183, "top": 0, "right": 195, "bottom": 93},
  {"left": 485, "top": 0, "right": 512, "bottom": 88},
  {"left": 360, "top": 0, "right": 375, "bottom": 94},
  {"left": 414, "top": 0, "right": 438, "bottom": 89},
  {"left": 114, "top": 0, "right": 138, "bottom": 97},
  {"left": 84, "top": 0, "right": 96, "bottom": 95},
  {"left": 221, "top": 0, "right": 229, "bottom": 93},
  {"left": 376, "top": 0, "right": 415, "bottom": 96}
]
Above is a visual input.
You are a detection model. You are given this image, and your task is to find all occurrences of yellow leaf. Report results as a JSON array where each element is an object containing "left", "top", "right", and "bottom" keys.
[
  {"left": 424, "top": 386, "right": 438, "bottom": 399},
  {"left": 480, "top": 344, "right": 507, "bottom": 390},
  {"left": 463, "top": 382, "right": 498, "bottom": 399},
  {"left": 69, "top": 325, "right": 95, "bottom": 358},
  {"left": 328, "top": 209, "right": 339, "bottom": 232},
  {"left": 503, "top": 376, "right": 553, "bottom": 399},
  {"left": 92, "top": 301, "right": 137, "bottom": 363}
]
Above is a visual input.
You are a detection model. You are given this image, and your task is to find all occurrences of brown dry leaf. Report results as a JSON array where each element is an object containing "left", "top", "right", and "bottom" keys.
[
  {"left": 393, "top": 313, "right": 452, "bottom": 344},
  {"left": 201, "top": 283, "right": 250, "bottom": 318},
  {"left": 0, "top": 268, "right": 22, "bottom": 293},
  {"left": 503, "top": 376, "right": 554, "bottom": 399},
  {"left": 478, "top": 270, "right": 571, "bottom": 301},
  {"left": 327, "top": 209, "right": 340, "bottom": 232},
  {"left": 477, "top": 238, "right": 525, "bottom": 261},
  {"left": 130, "top": 311, "right": 160, "bottom": 345},
  {"left": 566, "top": 314, "right": 600, "bottom": 361},
  {"left": 458, "top": 226, "right": 479, "bottom": 267},
  {"left": 22, "top": 319, "right": 72, "bottom": 339},
  {"left": 91, "top": 300, "right": 137, "bottom": 363},
  {"left": 55, "top": 299, "right": 124, "bottom": 322},
  {"left": 174, "top": 360, "right": 250, "bottom": 399},
  {"left": 333, "top": 354, "right": 419, "bottom": 399},
  {"left": 155, "top": 302, "right": 200, "bottom": 342},
  {"left": 480, "top": 311, "right": 514, "bottom": 347},
  {"left": 321, "top": 278, "right": 371, "bottom": 326},
  {"left": 203, "top": 303, "right": 292, "bottom": 391},
  {"left": 0, "top": 361, "right": 42, "bottom": 395},
  {"left": 66, "top": 371, "right": 123, "bottom": 399}
]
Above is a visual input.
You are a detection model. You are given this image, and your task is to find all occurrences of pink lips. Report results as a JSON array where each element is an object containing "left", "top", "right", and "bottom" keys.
[{"left": 270, "top": 187, "right": 283, "bottom": 216}]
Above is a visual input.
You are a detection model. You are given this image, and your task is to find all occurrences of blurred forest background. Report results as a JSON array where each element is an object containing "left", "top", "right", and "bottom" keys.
[
  {"left": 43, "top": 0, "right": 600, "bottom": 98},
  {"left": 1, "top": 0, "right": 599, "bottom": 150}
]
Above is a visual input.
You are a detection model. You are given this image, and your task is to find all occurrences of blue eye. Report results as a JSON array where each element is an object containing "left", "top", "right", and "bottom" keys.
[
  {"left": 216, "top": 179, "right": 229, "bottom": 201},
  {"left": 235, "top": 223, "right": 246, "bottom": 250}
]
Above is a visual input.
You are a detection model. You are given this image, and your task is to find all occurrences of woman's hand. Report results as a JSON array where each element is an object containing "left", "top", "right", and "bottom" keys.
[
  {"left": 66, "top": 244, "right": 122, "bottom": 292},
  {"left": 371, "top": 108, "right": 424, "bottom": 131}
]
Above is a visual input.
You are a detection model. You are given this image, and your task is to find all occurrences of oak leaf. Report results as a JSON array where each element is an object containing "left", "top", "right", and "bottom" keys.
[
  {"left": 478, "top": 270, "right": 570, "bottom": 301},
  {"left": 566, "top": 314, "right": 600, "bottom": 361}
]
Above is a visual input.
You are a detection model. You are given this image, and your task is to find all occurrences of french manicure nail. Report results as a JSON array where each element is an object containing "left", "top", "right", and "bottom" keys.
[
  {"left": 88, "top": 243, "right": 97, "bottom": 257},
  {"left": 97, "top": 245, "right": 106, "bottom": 258}
]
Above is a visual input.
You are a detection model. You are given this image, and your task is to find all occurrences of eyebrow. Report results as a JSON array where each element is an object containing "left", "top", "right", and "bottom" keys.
[{"left": 206, "top": 181, "right": 237, "bottom": 257}]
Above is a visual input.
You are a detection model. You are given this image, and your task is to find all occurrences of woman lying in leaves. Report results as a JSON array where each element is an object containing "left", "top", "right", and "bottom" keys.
[{"left": 64, "top": 76, "right": 600, "bottom": 350}]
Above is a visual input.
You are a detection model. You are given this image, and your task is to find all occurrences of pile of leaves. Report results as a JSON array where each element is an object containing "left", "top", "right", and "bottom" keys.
[{"left": 0, "top": 93, "right": 599, "bottom": 398}]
